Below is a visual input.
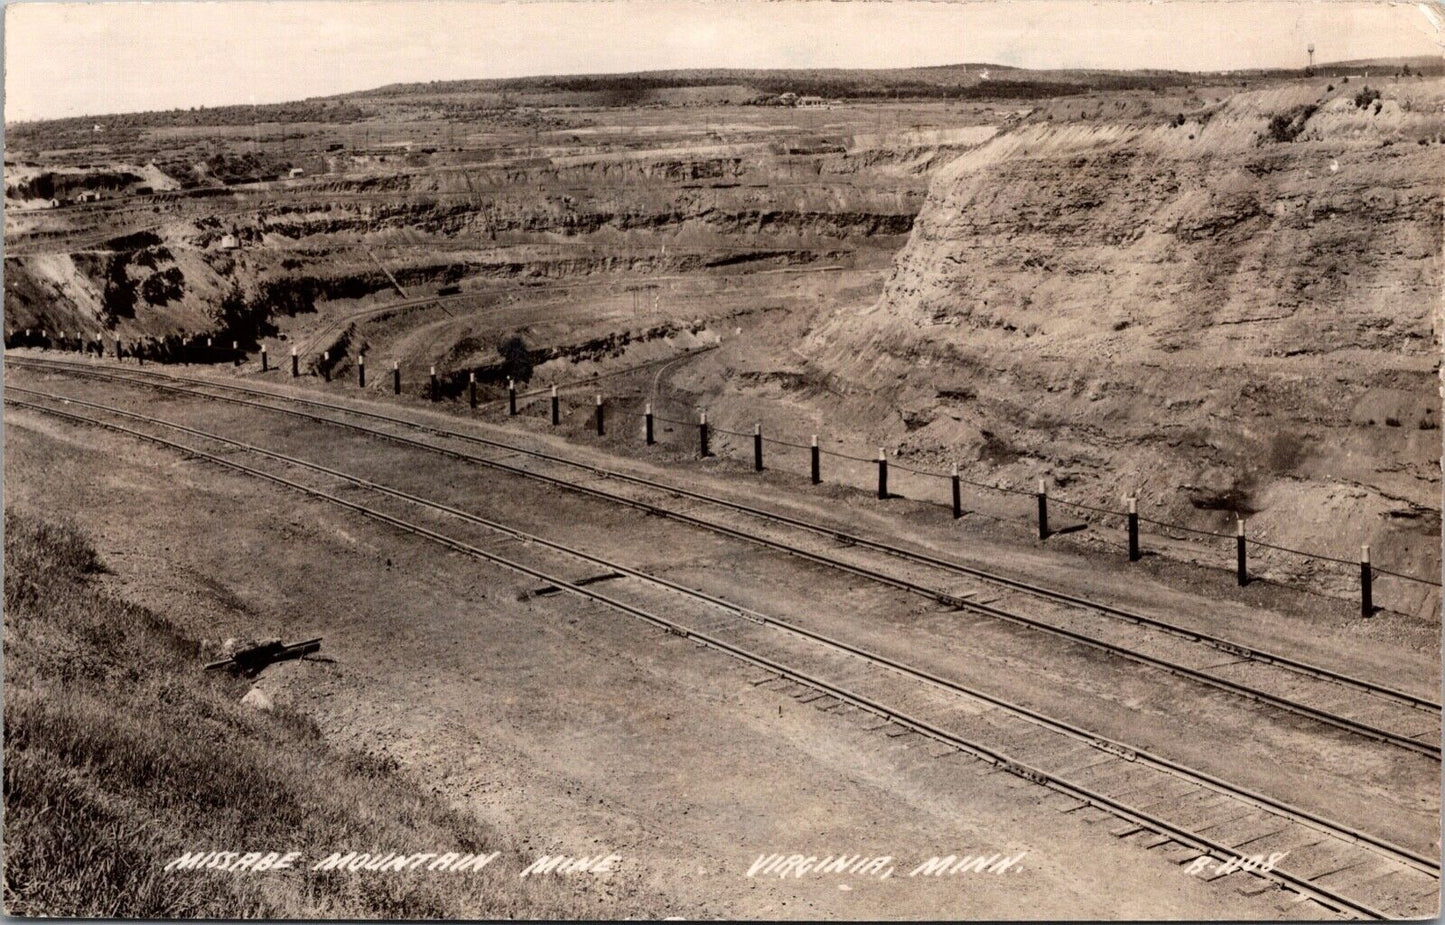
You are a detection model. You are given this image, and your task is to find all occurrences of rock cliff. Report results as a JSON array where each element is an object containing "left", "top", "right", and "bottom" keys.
[{"left": 804, "top": 80, "right": 1444, "bottom": 594}]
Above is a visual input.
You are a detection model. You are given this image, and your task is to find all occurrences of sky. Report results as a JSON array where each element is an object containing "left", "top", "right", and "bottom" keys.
[{"left": 5, "top": 0, "right": 1442, "bottom": 122}]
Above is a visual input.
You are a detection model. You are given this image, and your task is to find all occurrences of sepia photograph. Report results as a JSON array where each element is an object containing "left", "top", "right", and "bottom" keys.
[{"left": 2, "top": 0, "right": 1441, "bottom": 919}]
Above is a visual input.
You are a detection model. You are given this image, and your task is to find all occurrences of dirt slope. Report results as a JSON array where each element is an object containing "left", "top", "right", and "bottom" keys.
[{"left": 802, "top": 79, "right": 1444, "bottom": 595}]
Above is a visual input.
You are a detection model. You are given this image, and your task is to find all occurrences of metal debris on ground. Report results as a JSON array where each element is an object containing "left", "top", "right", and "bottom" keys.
[{"left": 205, "top": 637, "right": 323, "bottom": 676}]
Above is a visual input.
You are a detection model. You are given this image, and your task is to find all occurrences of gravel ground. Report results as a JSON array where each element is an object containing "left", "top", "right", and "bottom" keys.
[{"left": 8, "top": 364, "right": 1434, "bottom": 917}]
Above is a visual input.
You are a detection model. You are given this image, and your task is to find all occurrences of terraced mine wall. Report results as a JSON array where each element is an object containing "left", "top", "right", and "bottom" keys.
[
  {"left": 2, "top": 139, "right": 940, "bottom": 341},
  {"left": 802, "top": 80, "right": 1444, "bottom": 591}
]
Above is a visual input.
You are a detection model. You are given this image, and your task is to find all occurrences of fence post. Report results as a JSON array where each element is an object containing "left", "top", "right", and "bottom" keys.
[
  {"left": 952, "top": 463, "right": 962, "bottom": 519},
  {"left": 1361, "top": 545, "right": 1373, "bottom": 618},
  {"left": 595, "top": 394, "right": 604, "bottom": 436},
  {"left": 233, "top": 340, "right": 240, "bottom": 367},
  {"left": 754, "top": 424, "right": 763, "bottom": 471},
  {"left": 699, "top": 411, "right": 709, "bottom": 457},
  {"left": 1127, "top": 496, "right": 1140, "bottom": 562},
  {"left": 469, "top": 372, "right": 477, "bottom": 409},
  {"left": 1236, "top": 517, "right": 1247, "bottom": 587},
  {"left": 358, "top": 355, "right": 366, "bottom": 388},
  {"left": 644, "top": 402, "right": 655, "bottom": 445},
  {"left": 291, "top": 347, "right": 299, "bottom": 378},
  {"left": 430, "top": 366, "right": 438, "bottom": 401},
  {"left": 810, "top": 435, "right": 820, "bottom": 484},
  {"left": 261, "top": 345, "right": 268, "bottom": 372},
  {"left": 508, "top": 378, "right": 517, "bottom": 416},
  {"left": 1036, "top": 479, "right": 1050, "bottom": 540},
  {"left": 393, "top": 360, "right": 401, "bottom": 395},
  {"left": 877, "top": 448, "right": 888, "bottom": 500},
  {"left": 551, "top": 385, "right": 560, "bottom": 425}
]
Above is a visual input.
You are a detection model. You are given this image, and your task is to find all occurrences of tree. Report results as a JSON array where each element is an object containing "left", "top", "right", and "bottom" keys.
[
  {"left": 499, "top": 335, "right": 533, "bottom": 383},
  {"left": 100, "top": 256, "right": 137, "bottom": 324},
  {"left": 210, "top": 283, "right": 275, "bottom": 349}
]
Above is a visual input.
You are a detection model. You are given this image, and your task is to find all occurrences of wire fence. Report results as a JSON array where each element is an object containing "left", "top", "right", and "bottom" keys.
[
  {"left": 514, "top": 393, "right": 1441, "bottom": 592},
  {"left": 27, "top": 341, "right": 1437, "bottom": 596},
  {"left": 1135, "top": 514, "right": 1233, "bottom": 540}
]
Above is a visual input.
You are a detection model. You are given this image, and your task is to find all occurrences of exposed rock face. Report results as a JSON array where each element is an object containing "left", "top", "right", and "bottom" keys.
[
  {"left": 805, "top": 81, "right": 1443, "bottom": 594},
  {"left": 3, "top": 147, "right": 928, "bottom": 339}
]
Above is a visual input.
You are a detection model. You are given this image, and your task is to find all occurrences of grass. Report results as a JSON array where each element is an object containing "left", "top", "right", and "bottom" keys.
[
  {"left": 2, "top": 509, "right": 662, "bottom": 918},
  {"left": 1264, "top": 104, "right": 1318, "bottom": 143}
]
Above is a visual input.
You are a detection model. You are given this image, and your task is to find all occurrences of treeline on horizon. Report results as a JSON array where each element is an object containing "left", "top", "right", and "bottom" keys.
[
  {"left": 359, "top": 69, "right": 1193, "bottom": 99},
  {"left": 10, "top": 57, "right": 1440, "bottom": 136},
  {"left": 6, "top": 76, "right": 1165, "bottom": 141},
  {"left": 7, "top": 100, "right": 369, "bottom": 138}
]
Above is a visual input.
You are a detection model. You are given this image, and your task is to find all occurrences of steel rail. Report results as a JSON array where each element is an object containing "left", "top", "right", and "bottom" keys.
[
  {"left": 10, "top": 357, "right": 1441, "bottom": 758},
  {"left": 15, "top": 354, "right": 1431, "bottom": 712},
  {"left": 10, "top": 382, "right": 1437, "bottom": 880},
  {"left": 1, "top": 393, "right": 1405, "bottom": 921}
]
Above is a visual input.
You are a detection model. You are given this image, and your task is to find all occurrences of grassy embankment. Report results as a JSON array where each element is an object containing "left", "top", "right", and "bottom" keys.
[{"left": 2, "top": 509, "right": 661, "bottom": 917}]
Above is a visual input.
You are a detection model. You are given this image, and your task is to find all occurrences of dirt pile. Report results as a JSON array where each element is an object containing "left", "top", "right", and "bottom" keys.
[
  {"left": 802, "top": 79, "right": 1444, "bottom": 593},
  {"left": 3, "top": 162, "right": 178, "bottom": 206}
]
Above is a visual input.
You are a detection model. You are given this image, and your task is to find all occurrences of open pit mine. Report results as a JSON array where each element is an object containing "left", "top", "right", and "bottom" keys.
[{"left": 4, "top": 61, "right": 1441, "bottom": 921}]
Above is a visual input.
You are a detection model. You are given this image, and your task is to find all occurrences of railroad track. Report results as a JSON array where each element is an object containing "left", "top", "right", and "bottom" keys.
[
  {"left": 10, "top": 355, "right": 1439, "bottom": 765},
  {"left": 6, "top": 385, "right": 1439, "bottom": 920},
  {"left": 287, "top": 262, "right": 842, "bottom": 360}
]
